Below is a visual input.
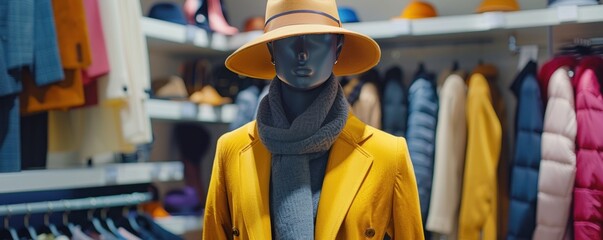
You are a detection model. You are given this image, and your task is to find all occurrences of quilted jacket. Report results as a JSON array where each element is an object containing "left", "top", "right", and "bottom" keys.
[
  {"left": 572, "top": 56, "right": 603, "bottom": 240},
  {"left": 533, "top": 58, "right": 577, "bottom": 240},
  {"left": 507, "top": 61, "right": 544, "bottom": 240},
  {"left": 382, "top": 67, "right": 407, "bottom": 137},
  {"left": 406, "top": 73, "right": 438, "bottom": 224}
]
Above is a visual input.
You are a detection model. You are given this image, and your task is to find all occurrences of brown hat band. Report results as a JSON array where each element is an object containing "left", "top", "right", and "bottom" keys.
[{"left": 264, "top": 10, "right": 341, "bottom": 33}]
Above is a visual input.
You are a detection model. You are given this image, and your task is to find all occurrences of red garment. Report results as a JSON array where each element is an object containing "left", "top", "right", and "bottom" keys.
[
  {"left": 573, "top": 56, "right": 603, "bottom": 240},
  {"left": 538, "top": 56, "right": 577, "bottom": 101},
  {"left": 82, "top": 0, "right": 110, "bottom": 106}
]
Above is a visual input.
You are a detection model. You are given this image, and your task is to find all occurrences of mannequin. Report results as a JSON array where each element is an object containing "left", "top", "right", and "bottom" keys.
[
  {"left": 267, "top": 34, "right": 343, "bottom": 120},
  {"left": 203, "top": 0, "right": 424, "bottom": 239}
]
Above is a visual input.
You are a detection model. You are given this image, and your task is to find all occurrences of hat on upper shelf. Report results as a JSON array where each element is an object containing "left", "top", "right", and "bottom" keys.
[
  {"left": 399, "top": 1, "right": 438, "bottom": 19},
  {"left": 548, "top": 0, "right": 599, "bottom": 7},
  {"left": 338, "top": 7, "right": 360, "bottom": 23},
  {"left": 244, "top": 16, "right": 265, "bottom": 32},
  {"left": 225, "top": 0, "right": 381, "bottom": 80},
  {"left": 148, "top": 3, "right": 187, "bottom": 25},
  {"left": 476, "top": 0, "right": 520, "bottom": 13}
]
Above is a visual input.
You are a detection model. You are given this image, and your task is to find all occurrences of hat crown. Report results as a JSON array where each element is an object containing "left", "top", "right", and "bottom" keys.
[{"left": 265, "top": 0, "right": 341, "bottom": 25}]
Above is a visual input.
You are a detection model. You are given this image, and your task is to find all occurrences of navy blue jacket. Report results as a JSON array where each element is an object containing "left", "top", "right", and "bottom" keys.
[
  {"left": 507, "top": 61, "right": 543, "bottom": 240},
  {"left": 382, "top": 73, "right": 407, "bottom": 137},
  {"left": 406, "top": 73, "right": 438, "bottom": 223}
]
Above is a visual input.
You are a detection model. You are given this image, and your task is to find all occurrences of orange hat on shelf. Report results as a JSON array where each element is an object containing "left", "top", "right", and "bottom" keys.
[
  {"left": 476, "top": 0, "right": 520, "bottom": 13},
  {"left": 400, "top": 0, "right": 438, "bottom": 19},
  {"left": 243, "top": 16, "right": 265, "bottom": 32}
]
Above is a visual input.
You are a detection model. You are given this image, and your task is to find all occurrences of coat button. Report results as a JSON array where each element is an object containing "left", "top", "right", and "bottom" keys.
[
  {"left": 365, "top": 228, "right": 375, "bottom": 238},
  {"left": 232, "top": 227, "right": 240, "bottom": 237}
]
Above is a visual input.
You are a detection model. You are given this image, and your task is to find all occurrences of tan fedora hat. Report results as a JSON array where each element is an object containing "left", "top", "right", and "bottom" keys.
[{"left": 225, "top": 0, "right": 381, "bottom": 80}]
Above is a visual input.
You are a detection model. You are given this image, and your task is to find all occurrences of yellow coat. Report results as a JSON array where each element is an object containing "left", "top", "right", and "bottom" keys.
[
  {"left": 203, "top": 114, "right": 424, "bottom": 240},
  {"left": 457, "top": 73, "right": 502, "bottom": 240}
]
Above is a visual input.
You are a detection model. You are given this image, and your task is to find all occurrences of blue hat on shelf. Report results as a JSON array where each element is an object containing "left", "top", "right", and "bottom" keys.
[
  {"left": 548, "top": 0, "right": 599, "bottom": 7},
  {"left": 148, "top": 3, "right": 187, "bottom": 25},
  {"left": 338, "top": 7, "right": 360, "bottom": 23}
]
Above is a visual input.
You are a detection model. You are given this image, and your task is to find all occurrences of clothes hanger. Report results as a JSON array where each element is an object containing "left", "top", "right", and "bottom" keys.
[
  {"left": 0, "top": 214, "right": 19, "bottom": 240},
  {"left": 24, "top": 212, "right": 38, "bottom": 240},
  {"left": 38, "top": 210, "right": 63, "bottom": 237},
  {"left": 102, "top": 208, "right": 126, "bottom": 239},
  {"left": 416, "top": 62, "right": 426, "bottom": 75},
  {"left": 452, "top": 60, "right": 460, "bottom": 72},
  {"left": 83, "top": 208, "right": 114, "bottom": 238},
  {"left": 116, "top": 205, "right": 141, "bottom": 238}
]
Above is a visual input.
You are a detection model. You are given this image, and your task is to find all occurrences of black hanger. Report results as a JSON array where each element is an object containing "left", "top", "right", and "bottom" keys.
[
  {"left": 452, "top": 60, "right": 460, "bottom": 71},
  {"left": 417, "top": 62, "right": 426, "bottom": 75},
  {"left": 557, "top": 42, "right": 591, "bottom": 57}
]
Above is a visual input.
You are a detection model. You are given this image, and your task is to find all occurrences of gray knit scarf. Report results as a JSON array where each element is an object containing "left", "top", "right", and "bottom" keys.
[{"left": 257, "top": 75, "right": 348, "bottom": 239}]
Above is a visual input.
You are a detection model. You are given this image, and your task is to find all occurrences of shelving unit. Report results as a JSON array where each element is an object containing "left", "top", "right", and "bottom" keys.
[
  {"left": 0, "top": 162, "right": 183, "bottom": 194},
  {"left": 146, "top": 99, "right": 237, "bottom": 124},
  {"left": 142, "top": 5, "right": 603, "bottom": 51}
]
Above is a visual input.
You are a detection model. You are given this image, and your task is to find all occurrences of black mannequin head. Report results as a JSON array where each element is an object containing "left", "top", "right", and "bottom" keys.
[{"left": 268, "top": 34, "right": 344, "bottom": 89}]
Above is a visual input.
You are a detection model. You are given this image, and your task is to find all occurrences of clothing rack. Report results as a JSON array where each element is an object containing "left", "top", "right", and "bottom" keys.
[
  {"left": 573, "top": 37, "right": 603, "bottom": 46},
  {"left": 0, "top": 192, "right": 152, "bottom": 217}
]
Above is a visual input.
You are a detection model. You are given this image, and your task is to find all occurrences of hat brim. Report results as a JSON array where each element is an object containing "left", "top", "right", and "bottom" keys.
[{"left": 225, "top": 24, "right": 381, "bottom": 80}]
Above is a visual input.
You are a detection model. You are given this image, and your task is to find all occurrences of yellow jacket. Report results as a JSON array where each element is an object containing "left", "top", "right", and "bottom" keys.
[
  {"left": 458, "top": 73, "right": 502, "bottom": 240},
  {"left": 203, "top": 114, "right": 424, "bottom": 240}
]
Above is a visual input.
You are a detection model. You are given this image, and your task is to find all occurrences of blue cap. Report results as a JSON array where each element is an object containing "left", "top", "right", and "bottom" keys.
[
  {"left": 148, "top": 3, "right": 187, "bottom": 25},
  {"left": 338, "top": 7, "right": 360, "bottom": 23}
]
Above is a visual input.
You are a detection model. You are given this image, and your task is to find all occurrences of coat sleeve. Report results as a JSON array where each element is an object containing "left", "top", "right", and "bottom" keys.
[
  {"left": 203, "top": 136, "right": 233, "bottom": 240},
  {"left": 388, "top": 137, "right": 425, "bottom": 240}
]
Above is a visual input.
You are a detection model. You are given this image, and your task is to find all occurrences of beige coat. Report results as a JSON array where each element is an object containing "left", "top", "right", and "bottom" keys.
[{"left": 426, "top": 73, "right": 467, "bottom": 238}]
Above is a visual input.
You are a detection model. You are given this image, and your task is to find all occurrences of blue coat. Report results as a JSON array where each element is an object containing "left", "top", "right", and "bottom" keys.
[
  {"left": 406, "top": 74, "right": 438, "bottom": 223},
  {"left": 0, "top": 0, "right": 62, "bottom": 172},
  {"left": 507, "top": 61, "right": 543, "bottom": 240},
  {"left": 382, "top": 77, "right": 407, "bottom": 137}
]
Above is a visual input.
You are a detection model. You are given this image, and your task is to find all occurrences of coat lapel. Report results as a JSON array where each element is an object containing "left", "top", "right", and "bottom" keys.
[
  {"left": 239, "top": 123, "right": 272, "bottom": 240},
  {"left": 238, "top": 115, "right": 373, "bottom": 240},
  {"left": 315, "top": 116, "right": 374, "bottom": 239}
]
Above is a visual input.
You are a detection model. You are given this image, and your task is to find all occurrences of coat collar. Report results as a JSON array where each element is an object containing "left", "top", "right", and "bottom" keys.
[
  {"left": 246, "top": 111, "right": 373, "bottom": 144},
  {"left": 240, "top": 113, "right": 374, "bottom": 239}
]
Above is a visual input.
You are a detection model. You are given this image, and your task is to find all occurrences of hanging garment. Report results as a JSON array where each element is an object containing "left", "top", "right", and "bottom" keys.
[
  {"left": 458, "top": 73, "right": 501, "bottom": 240},
  {"left": 0, "top": 0, "right": 63, "bottom": 96},
  {"left": 0, "top": 0, "right": 62, "bottom": 172},
  {"left": 472, "top": 63, "right": 512, "bottom": 239},
  {"left": 20, "top": 0, "right": 92, "bottom": 114},
  {"left": 0, "top": 95, "right": 20, "bottom": 172},
  {"left": 344, "top": 76, "right": 382, "bottom": 129},
  {"left": 406, "top": 72, "right": 438, "bottom": 225},
  {"left": 229, "top": 85, "right": 260, "bottom": 130},
  {"left": 82, "top": 0, "right": 110, "bottom": 106},
  {"left": 203, "top": 114, "right": 424, "bottom": 239},
  {"left": 50, "top": 0, "right": 152, "bottom": 161},
  {"left": 426, "top": 73, "right": 467, "bottom": 238},
  {"left": 572, "top": 56, "right": 603, "bottom": 240},
  {"left": 381, "top": 66, "right": 407, "bottom": 137},
  {"left": 533, "top": 61, "right": 577, "bottom": 240},
  {"left": 507, "top": 61, "right": 543, "bottom": 240}
]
